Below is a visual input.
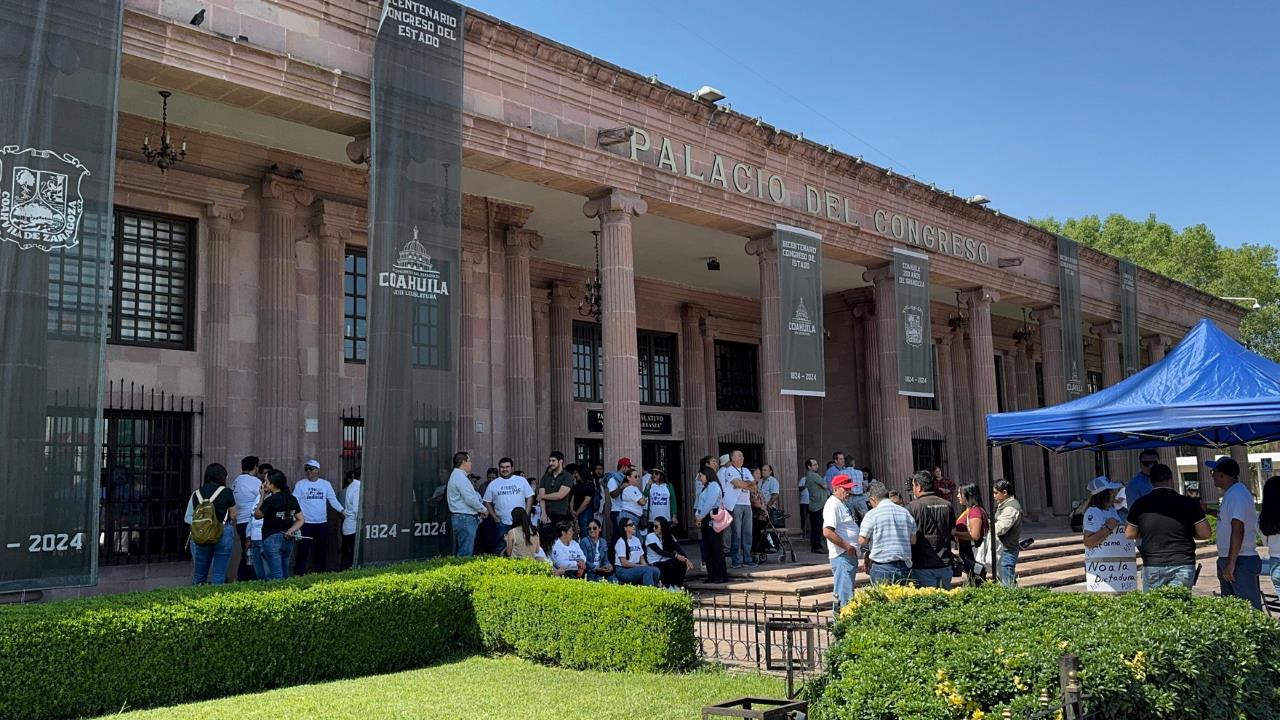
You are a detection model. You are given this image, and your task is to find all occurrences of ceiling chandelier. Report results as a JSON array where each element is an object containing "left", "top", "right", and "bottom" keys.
[
  {"left": 141, "top": 90, "right": 187, "bottom": 173},
  {"left": 578, "top": 230, "right": 602, "bottom": 320}
]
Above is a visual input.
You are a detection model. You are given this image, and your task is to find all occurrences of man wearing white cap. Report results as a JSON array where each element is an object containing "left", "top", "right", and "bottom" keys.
[{"left": 293, "top": 459, "right": 344, "bottom": 575}]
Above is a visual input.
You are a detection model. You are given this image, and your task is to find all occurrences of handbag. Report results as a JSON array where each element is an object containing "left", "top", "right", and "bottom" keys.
[{"left": 711, "top": 505, "right": 733, "bottom": 533}]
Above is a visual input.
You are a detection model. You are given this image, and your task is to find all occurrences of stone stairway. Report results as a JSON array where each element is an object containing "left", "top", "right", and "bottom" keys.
[{"left": 685, "top": 531, "right": 1224, "bottom": 611}]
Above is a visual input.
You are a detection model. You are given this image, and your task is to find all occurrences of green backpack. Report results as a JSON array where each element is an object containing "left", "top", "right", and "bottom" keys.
[{"left": 190, "top": 487, "right": 226, "bottom": 545}]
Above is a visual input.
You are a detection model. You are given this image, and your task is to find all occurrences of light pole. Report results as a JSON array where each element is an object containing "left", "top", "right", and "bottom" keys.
[{"left": 1219, "top": 296, "right": 1262, "bottom": 310}]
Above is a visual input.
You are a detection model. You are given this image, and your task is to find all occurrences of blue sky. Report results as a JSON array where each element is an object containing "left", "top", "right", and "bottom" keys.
[{"left": 463, "top": 1, "right": 1277, "bottom": 249}]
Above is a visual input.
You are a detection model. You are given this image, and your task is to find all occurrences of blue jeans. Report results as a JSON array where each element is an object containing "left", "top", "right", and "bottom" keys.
[
  {"left": 910, "top": 566, "right": 952, "bottom": 589},
  {"left": 1142, "top": 564, "right": 1195, "bottom": 590},
  {"left": 1218, "top": 555, "right": 1263, "bottom": 610},
  {"left": 248, "top": 540, "right": 267, "bottom": 580},
  {"left": 830, "top": 552, "right": 857, "bottom": 616},
  {"left": 578, "top": 509, "right": 595, "bottom": 539},
  {"left": 190, "top": 524, "right": 234, "bottom": 585},
  {"left": 998, "top": 548, "right": 1019, "bottom": 587},
  {"left": 497, "top": 522, "right": 513, "bottom": 555},
  {"left": 869, "top": 559, "right": 910, "bottom": 585},
  {"left": 729, "top": 505, "right": 753, "bottom": 566},
  {"left": 1270, "top": 560, "right": 1280, "bottom": 594},
  {"left": 262, "top": 532, "right": 295, "bottom": 580},
  {"left": 615, "top": 564, "right": 660, "bottom": 586},
  {"left": 452, "top": 513, "right": 480, "bottom": 557}
]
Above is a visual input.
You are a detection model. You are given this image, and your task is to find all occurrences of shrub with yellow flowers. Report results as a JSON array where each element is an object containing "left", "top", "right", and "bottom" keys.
[{"left": 802, "top": 585, "right": 1280, "bottom": 719}]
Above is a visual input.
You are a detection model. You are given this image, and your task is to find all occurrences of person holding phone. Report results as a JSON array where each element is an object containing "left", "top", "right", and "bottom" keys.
[{"left": 255, "top": 469, "right": 304, "bottom": 580}]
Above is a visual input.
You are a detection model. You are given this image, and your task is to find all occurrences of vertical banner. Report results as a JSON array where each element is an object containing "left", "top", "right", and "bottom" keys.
[
  {"left": 1119, "top": 260, "right": 1139, "bottom": 377},
  {"left": 776, "top": 224, "right": 825, "bottom": 396},
  {"left": 0, "top": 0, "right": 123, "bottom": 591},
  {"left": 361, "top": 0, "right": 463, "bottom": 565},
  {"left": 893, "top": 247, "right": 933, "bottom": 398},
  {"left": 1057, "top": 235, "right": 1090, "bottom": 500}
]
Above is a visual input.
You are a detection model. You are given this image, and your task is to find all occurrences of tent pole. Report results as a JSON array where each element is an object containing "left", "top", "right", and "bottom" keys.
[{"left": 986, "top": 442, "right": 999, "bottom": 586}]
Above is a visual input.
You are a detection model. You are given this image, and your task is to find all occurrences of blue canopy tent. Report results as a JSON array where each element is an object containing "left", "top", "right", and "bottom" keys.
[
  {"left": 987, "top": 319, "right": 1280, "bottom": 451},
  {"left": 975, "top": 319, "right": 1280, "bottom": 582}
]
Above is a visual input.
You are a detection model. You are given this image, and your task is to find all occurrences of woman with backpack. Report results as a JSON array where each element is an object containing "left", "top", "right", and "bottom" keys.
[{"left": 185, "top": 463, "right": 237, "bottom": 585}]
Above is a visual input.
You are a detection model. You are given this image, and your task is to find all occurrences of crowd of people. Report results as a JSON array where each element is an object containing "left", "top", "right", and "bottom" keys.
[{"left": 185, "top": 456, "right": 361, "bottom": 585}]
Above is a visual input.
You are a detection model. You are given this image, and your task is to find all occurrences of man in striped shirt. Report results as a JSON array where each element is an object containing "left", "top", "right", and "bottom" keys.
[{"left": 857, "top": 480, "right": 916, "bottom": 585}]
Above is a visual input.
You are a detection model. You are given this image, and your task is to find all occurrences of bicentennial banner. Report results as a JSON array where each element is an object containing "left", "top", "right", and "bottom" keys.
[
  {"left": 776, "top": 224, "right": 825, "bottom": 396},
  {"left": 0, "top": 0, "right": 124, "bottom": 591},
  {"left": 1119, "top": 260, "right": 1140, "bottom": 378},
  {"left": 893, "top": 248, "right": 933, "bottom": 398},
  {"left": 1057, "top": 235, "right": 1090, "bottom": 500},
  {"left": 360, "top": 0, "right": 464, "bottom": 565}
]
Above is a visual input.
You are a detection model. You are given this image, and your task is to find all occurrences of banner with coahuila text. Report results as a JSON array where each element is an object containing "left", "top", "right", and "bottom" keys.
[
  {"left": 1058, "top": 235, "right": 1090, "bottom": 501},
  {"left": 1120, "top": 260, "right": 1140, "bottom": 378},
  {"left": 0, "top": 0, "right": 123, "bottom": 592},
  {"left": 893, "top": 247, "right": 933, "bottom": 398},
  {"left": 361, "top": 0, "right": 463, "bottom": 565},
  {"left": 776, "top": 224, "right": 825, "bottom": 396}
]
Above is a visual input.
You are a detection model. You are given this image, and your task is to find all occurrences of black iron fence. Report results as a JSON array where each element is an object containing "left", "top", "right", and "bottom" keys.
[{"left": 692, "top": 594, "right": 834, "bottom": 691}]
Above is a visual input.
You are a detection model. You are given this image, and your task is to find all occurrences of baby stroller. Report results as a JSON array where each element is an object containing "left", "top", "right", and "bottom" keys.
[{"left": 752, "top": 505, "right": 796, "bottom": 564}]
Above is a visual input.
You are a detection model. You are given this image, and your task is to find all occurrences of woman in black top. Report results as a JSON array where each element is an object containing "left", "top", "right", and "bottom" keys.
[
  {"left": 645, "top": 516, "right": 693, "bottom": 589},
  {"left": 255, "top": 470, "right": 304, "bottom": 580},
  {"left": 188, "top": 463, "right": 237, "bottom": 585}
]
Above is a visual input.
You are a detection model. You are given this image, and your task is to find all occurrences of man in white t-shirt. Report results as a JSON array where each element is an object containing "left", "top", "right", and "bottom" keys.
[
  {"left": 822, "top": 474, "right": 861, "bottom": 616},
  {"left": 340, "top": 469, "right": 362, "bottom": 570},
  {"left": 292, "top": 459, "right": 344, "bottom": 575},
  {"left": 1210, "top": 456, "right": 1262, "bottom": 610},
  {"left": 718, "top": 450, "right": 756, "bottom": 569},
  {"left": 482, "top": 457, "right": 534, "bottom": 554},
  {"left": 231, "top": 455, "right": 262, "bottom": 580}
]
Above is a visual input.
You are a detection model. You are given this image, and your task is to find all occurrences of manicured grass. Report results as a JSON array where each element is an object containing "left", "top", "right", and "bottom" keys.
[{"left": 103, "top": 655, "right": 786, "bottom": 719}]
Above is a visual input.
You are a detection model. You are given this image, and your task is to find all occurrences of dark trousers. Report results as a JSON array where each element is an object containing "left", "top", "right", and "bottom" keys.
[
  {"left": 655, "top": 558, "right": 688, "bottom": 588},
  {"left": 294, "top": 522, "right": 329, "bottom": 575},
  {"left": 340, "top": 532, "right": 355, "bottom": 570},
  {"left": 540, "top": 512, "right": 572, "bottom": 549},
  {"left": 799, "top": 504, "right": 808, "bottom": 531},
  {"left": 235, "top": 522, "right": 256, "bottom": 581},
  {"left": 700, "top": 516, "right": 728, "bottom": 583},
  {"left": 809, "top": 509, "right": 825, "bottom": 552}
]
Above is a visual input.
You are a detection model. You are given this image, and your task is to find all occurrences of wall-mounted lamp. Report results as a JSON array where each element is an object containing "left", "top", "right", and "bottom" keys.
[
  {"left": 1220, "top": 296, "right": 1262, "bottom": 310},
  {"left": 692, "top": 85, "right": 725, "bottom": 103},
  {"left": 706, "top": 257, "right": 721, "bottom": 272}
]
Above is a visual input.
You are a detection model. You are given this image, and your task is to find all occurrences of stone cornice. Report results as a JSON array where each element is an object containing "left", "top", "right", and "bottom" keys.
[
  {"left": 309, "top": 198, "right": 365, "bottom": 243},
  {"left": 488, "top": 198, "right": 535, "bottom": 230},
  {"left": 116, "top": 158, "right": 248, "bottom": 213},
  {"left": 262, "top": 174, "right": 316, "bottom": 207},
  {"left": 583, "top": 189, "right": 647, "bottom": 220},
  {"left": 505, "top": 228, "right": 543, "bottom": 254}
]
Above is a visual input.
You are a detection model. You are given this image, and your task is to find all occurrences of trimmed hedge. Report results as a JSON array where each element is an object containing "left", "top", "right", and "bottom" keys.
[
  {"left": 0, "top": 558, "right": 548, "bottom": 720},
  {"left": 805, "top": 585, "right": 1280, "bottom": 720},
  {"left": 474, "top": 575, "right": 696, "bottom": 672}
]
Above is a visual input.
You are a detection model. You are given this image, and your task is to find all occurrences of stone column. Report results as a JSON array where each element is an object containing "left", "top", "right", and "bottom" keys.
[
  {"left": 1033, "top": 306, "right": 1070, "bottom": 515},
  {"left": 747, "top": 236, "right": 800, "bottom": 518},
  {"left": 256, "top": 176, "right": 314, "bottom": 469},
  {"left": 1196, "top": 447, "right": 1218, "bottom": 504},
  {"left": 701, "top": 315, "right": 719, "bottom": 459},
  {"left": 936, "top": 333, "right": 962, "bottom": 481},
  {"left": 458, "top": 247, "right": 486, "bottom": 458},
  {"left": 1092, "top": 321, "right": 1127, "bottom": 481},
  {"left": 504, "top": 229, "right": 542, "bottom": 472},
  {"left": 313, "top": 218, "right": 349, "bottom": 480},
  {"left": 584, "top": 189, "right": 647, "bottom": 470},
  {"left": 549, "top": 282, "right": 576, "bottom": 457},
  {"left": 847, "top": 307, "right": 870, "bottom": 464},
  {"left": 1231, "top": 445, "right": 1252, "bottom": 495},
  {"left": 533, "top": 288, "right": 552, "bottom": 458},
  {"left": 1014, "top": 337, "right": 1047, "bottom": 518},
  {"left": 1143, "top": 334, "right": 1178, "bottom": 471},
  {"left": 950, "top": 326, "right": 975, "bottom": 486},
  {"left": 961, "top": 288, "right": 1003, "bottom": 485},
  {"left": 864, "top": 265, "right": 913, "bottom": 491},
  {"left": 203, "top": 203, "right": 243, "bottom": 468},
  {"left": 681, "top": 305, "right": 710, "bottom": 472},
  {"left": 852, "top": 300, "right": 883, "bottom": 477}
]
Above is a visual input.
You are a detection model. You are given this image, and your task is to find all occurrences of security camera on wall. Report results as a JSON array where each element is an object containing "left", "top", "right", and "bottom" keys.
[{"left": 707, "top": 257, "right": 721, "bottom": 272}]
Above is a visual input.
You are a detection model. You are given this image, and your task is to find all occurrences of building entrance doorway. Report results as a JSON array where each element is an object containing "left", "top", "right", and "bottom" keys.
[{"left": 642, "top": 440, "right": 685, "bottom": 536}]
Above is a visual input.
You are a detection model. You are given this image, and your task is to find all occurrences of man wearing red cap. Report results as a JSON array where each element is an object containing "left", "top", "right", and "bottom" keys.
[
  {"left": 822, "top": 472, "right": 861, "bottom": 615},
  {"left": 605, "top": 457, "right": 633, "bottom": 541}
]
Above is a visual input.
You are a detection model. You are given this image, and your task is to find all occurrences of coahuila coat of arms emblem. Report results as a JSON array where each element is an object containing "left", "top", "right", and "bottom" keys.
[
  {"left": 0, "top": 146, "right": 89, "bottom": 252},
  {"left": 902, "top": 305, "right": 925, "bottom": 348}
]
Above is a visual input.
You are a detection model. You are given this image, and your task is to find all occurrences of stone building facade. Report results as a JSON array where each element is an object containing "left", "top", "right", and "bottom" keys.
[{"left": 48, "top": 0, "right": 1244, "bottom": 596}]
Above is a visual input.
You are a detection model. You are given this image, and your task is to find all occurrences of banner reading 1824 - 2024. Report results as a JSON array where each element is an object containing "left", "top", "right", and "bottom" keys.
[
  {"left": 893, "top": 247, "right": 933, "bottom": 398},
  {"left": 776, "top": 224, "right": 825, "bottom": 396},
  {"left": 0, "top": 0, "right": 123, "bottom": 592},
  {"left": 360, "top": 0, "right": 464, "bottom": 566}
]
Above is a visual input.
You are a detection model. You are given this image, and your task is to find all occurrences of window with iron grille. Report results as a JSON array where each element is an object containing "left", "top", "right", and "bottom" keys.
[
  {"left": 98, "top": 410, "right": 193, "bottom": 565},
  {"left": 573, "top": 321, "right": 603, "bottom": 402},
  {"left": 715, "top": 340, "right": 760, "bottom": 412},
  {"left": 908, "top": 344, "right": 940, "bottom": 411},
  {"left": 638, "top": 330, "right": 679, "bottom": 406},
  {"left": 48, "top": 209, "right": 195, "bottom": 348},
  {"left": 342, "top": 416, "right": 365, "bottom": 478},
  {"left": 344, "top": 249, "right": 368, "bottom": 362},
  {"left": 47, "top": 212, "right": 110, "bottom": 340},
  {"left": 412, "top": 266, "right": 450, "bottom": 369}
]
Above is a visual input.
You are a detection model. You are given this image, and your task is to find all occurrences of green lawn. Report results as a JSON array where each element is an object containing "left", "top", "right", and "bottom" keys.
[{"left": 103, "top": 655, "right": 785, "bottom": 719}]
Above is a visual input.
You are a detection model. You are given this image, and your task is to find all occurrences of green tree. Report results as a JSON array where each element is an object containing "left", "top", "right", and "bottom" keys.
[{"left": 1029, "top": 213, "right": 1280, "bottom": 361}]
